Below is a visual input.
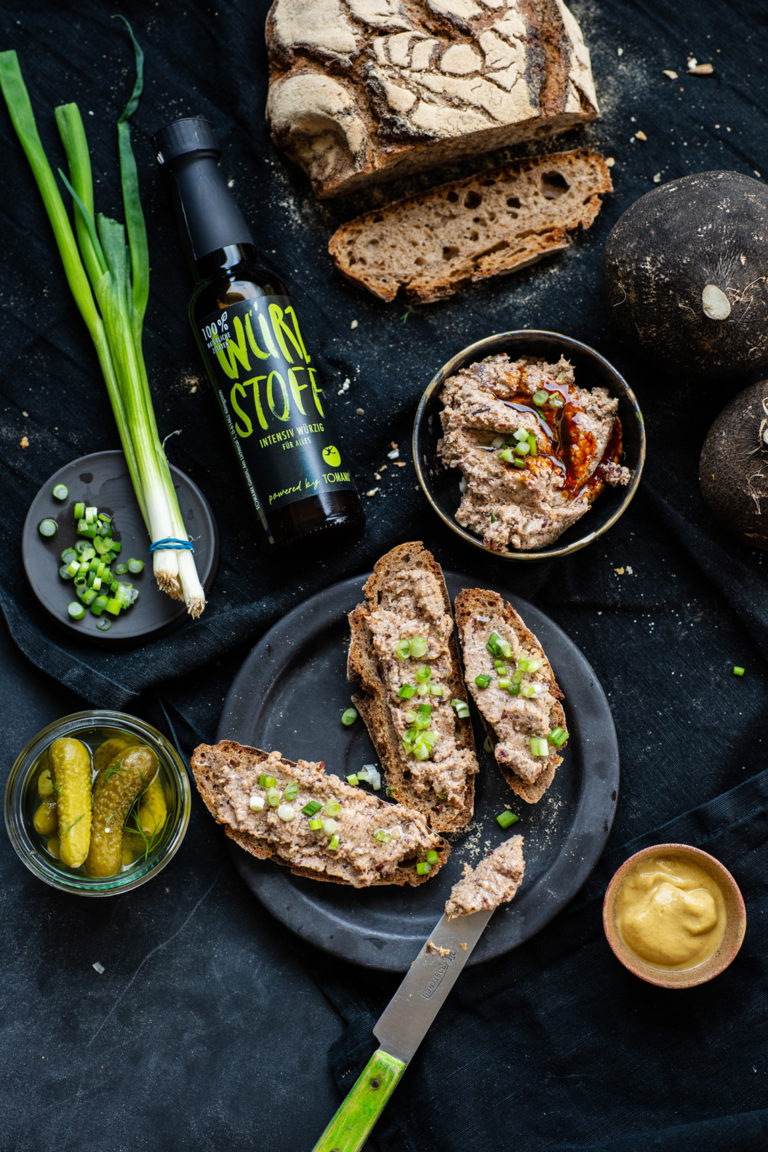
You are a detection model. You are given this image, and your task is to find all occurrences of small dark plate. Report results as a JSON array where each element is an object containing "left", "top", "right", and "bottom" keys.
[
  {"left": 22, "top": 450, "right": 218, "bottom": 642},
  {"left": 413, "top": 330, "right": 646, "bottom": 560},
  {"left": 217, "top": 572, "right": 620, "bottom": 972}
]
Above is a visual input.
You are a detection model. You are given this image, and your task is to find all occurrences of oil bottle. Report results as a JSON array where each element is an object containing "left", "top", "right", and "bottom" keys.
[{"left": 153, "top": 116, "right": 364, "bottom": 547}]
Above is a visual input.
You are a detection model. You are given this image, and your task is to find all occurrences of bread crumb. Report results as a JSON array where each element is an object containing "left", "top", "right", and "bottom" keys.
[
  {"left": 387, "top": 447, "right": 400, "bottom": 460},
  {"left": 426, "top": 941, "right": 452, "bottom": 957},
  {"left": 605, "top": 156, "right": 616, "bottom": 167},
  {"left": 338, "top": 377, "right": 351, "bottom": 395},
  {"left": 365, "top": 487, "right": 380, "bottom": 497},
  {"left": 20, "top": 435, "right": 28, "bottom": 448},
  {"left": 460, "top": 942, "right": 468, "bottom": 951},
  {"left": 688, "top": 58, "right": 714, "bottom": 75},
  {"left": 653, "top": 173, "right": 662, "bottom": 183},
  {"left": 92, "top": 961, "right": 105, "bottom": 974},
  {"left": 393, "top": 460, "right": 407, "bottom": 467},
  {"left": 614, "top": 566, "right": 625, "bottom": 575},
  {"left": 663, "top": 69, "right": 679, "bottom": 79},
  {"left": 22, "top": 410, "right": 29, "bottom": 417},
  {"left": 350, "top": 319, "right": 358, "bottom": 330},
  {"left": 374, "top": 472, "right": 381, "bottom": 481},
  {"left": 617, "top": 47, "right": 624, "bottom": 56},
  {"left": 356, "top": 408, "right": 365, "bottom": 416},
  {"left": 634, "top": 130, "right": 647, "bottom": 142}
]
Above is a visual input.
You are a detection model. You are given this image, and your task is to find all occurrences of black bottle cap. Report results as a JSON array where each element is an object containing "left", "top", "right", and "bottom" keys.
[
  {"left": 152, "top": 116, "right": 219, "bottom": 166},
  {"left": 152, "top": 115, "right": 254, "bottom": 261}
]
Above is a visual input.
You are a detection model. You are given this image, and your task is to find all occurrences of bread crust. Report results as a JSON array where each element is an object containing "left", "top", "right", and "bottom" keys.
[
  {"left": 328, "top": 149, "right": 612, "bottom": 302},
  {"left": 347, "top": 542, "right": 478, "bottom": 833},
  {"left": 454, "top": 589, "right": 566, "bottom": 803},
  {"left": 191, "top": 740, "right": 449, "bottom": 887}
]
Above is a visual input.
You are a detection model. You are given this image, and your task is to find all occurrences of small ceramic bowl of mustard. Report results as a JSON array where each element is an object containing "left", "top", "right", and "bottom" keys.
[
  {"left": 412, "top": 329, "right": 645, "bottom": 560},
  {"left": 4, "top": 710, "right": 191, "bottom": 896},
  {"left": 602, "top": 843, "right": 746, "bottom": 988}
]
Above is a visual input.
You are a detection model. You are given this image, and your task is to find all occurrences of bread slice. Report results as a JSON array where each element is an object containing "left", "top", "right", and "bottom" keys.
[
  {"left": 328, "top": 149, "right": 612, "bottom": 302},
  {"left": 348, "top": 542, "right": 478, "bottom": 834},
  {"left": 190, "top": 740, "right": 448, "bottom": 887},
  {"left": 266, "top": 0, "right": 599, "bottom": 198},
  {"left": 454, "top": 589, "right": 567, "bottom": 803},
  {"left": 445, "top": 834, "right": 525, "bottom": 918}
]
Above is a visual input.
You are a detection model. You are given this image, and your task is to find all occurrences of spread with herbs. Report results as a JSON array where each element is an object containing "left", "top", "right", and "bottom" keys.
[
  {"left": 445, "top": 835, "right": 526, "bottom": 918},
  {"left": 438, "top": 353, "right": 631, "bottom": 551}
]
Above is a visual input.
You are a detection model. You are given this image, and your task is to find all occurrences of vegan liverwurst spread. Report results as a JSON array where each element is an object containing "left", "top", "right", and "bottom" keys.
[
  {"left": 438, "top": 354, "right": 631, "bottom": 551},
  {"left": 445, "top": 835, "right": 526, "bottom": 917},
  {"left": 366, "top": 557, "right": 477, "bottom": 817}
]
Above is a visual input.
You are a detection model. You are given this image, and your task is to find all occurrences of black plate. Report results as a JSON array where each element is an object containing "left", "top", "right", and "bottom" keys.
[
  {"left": 217, "top": 573, "right": 619, "bottom": 971},
  {"left": 22, "top": 450, "right": 218, "bottom": 642}
]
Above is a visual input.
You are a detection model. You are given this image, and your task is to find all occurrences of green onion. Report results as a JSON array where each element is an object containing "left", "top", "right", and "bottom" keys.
[
  {"left": 248, "top": 792, "right": 265, "bottom": 812},
  {"left": 451, "top": 698, "right": 470, "bottom": 718},
  {"left": 417, "top": 702, "right": 433, "bottom": 717},
  {"left": 67, "top": 601, "right": 85, "bottom": 620},
  {"left": 0, "top": 29, "right": 205, "bottom": 617},
  {"left": 373, "top": 828, "right": 392, "bottom": 844},
  {"left": 308, "top": 818, "right": 323, "bottom": 831},
  {"left": 429, "top": 684, "right": 444, "bottom": 697},
  {"left": 530, "top": 736, "right": 549, "bottom": 758},
  {"left": 426, "top": 849, "right": 439, "bottom": 865},
  {"left": 415, "top": 664, "right": 431, "bottom": 683},
  {"left": 327, "top": 834, "right": 340, "bottom": 852},
  {"left": 258, "top": 773, "right": 277, "bottom": 789},
  {"left": 548, "top": 726, "right": 568, "bottom": 747},
  {"left": 532, "top": 390, "right": 548, "bottom": 407},
  {"left": 324, "top": 800, "right": 342, "bottom": 818},
  {"left": 52, "top": 483, "right": 68, "bottom": 501},
  {"left": 283, "top": 782, "right": 299, "bottom": 801},
  {"left": 398, "top": 683, "right": 416, "bottom": 699},
  {"left": 513, "top": 427, "right": 529, "bottom": 442},
  {"left": 499, "top": 639, "right": 514, "bottom": 661},
  {"left": 527, "top": 434, "right": 538, "bottom": 456},
  {"left": 127, "top": 557, "right": 144, "bottom": 574},
  {"left": 498, "top": 678, "right": 511, "bottom": 690},
  {"left": 416, "top": 861, "right": 431, "bottom": 875},
  {"left": 410, "top": 636, "right": 428, "bottom": 658},
  {"left": 341, "top": 707, "right": 358, "bottom": 726},
  {"left": 266, "top": 787, "right": 281, "bottom": 807},
  {"left": 514, "top": 441, "right": 530, "bottom": 456},
  {"left": 323, "top": 818, "right": 338, "bottom": 835},
  {"left": 277, "top": 804, "right": 295, "bottom": 822},
  {"left": 396, "top": 639, "right": 411, "bottom": 659},
  {"left": 475, "top": 673, "right": 492, "bottom": 688},
  {"left": 95, "top": 616, "right": 112, "bottom": 631},
  {"left": 346, "top": 774, "right": 360, "bottom": 786},
  {"left": 548, "top": 393, "right": 564, "bottom": 409},
  {"left": 497, "top": 447, "right": 514, "bottom": 463},
  {"left": 497, "top": 809, "right": 519, "bottom": 829},
  {"left": 486, "top": 632, "right": 503, "bottom": 657},
  {"left": 302, "top": 800, "right": 322, "bottom": 817},
  {"left": 38, "top": 518, "right": 58, "bottom": 538},
  {"left": 73, "top": 501, "right": 85, "bottom": 520},
  {"left": 733, "top": 666, "right": 745, "bottom": 677}
]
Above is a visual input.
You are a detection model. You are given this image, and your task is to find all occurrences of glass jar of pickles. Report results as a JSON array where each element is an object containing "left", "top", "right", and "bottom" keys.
[{"left": 4, "top": 710, "right": 191, "bottom": 895}]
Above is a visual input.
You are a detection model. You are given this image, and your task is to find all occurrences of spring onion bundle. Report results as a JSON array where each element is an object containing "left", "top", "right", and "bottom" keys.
[{"left": 0, "top": 21, "right": 205, "bottom": 616}]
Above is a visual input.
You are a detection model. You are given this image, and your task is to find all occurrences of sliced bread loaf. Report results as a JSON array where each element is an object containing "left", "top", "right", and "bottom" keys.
[
  {"left": 445, "top": 834, "right": 525, "bottom": 918},
  {"left": 266, "top": 0, "right": 599, "bottom": 198},
  {"left": 454, "top": 588, "right": 567, "bottom": 803},
  {"left": 328, "top": 149, "right": 612, "bottom": 302},
  {"left": 190, "top": 740, "right": 449, "bottom": 887},
  {"left": 348, "top": 542, "right": 478, "bottom": 834}
]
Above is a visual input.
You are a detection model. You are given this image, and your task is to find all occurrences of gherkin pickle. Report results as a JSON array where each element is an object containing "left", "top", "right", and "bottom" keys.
[
  {"left": 37, "top": 766, "right": 55, "bottom": 798},
  {"left": 137, "top": 774, "right": 168, "bottom": 841},
  {"left": 86, "top": 744, "right": 158, "bottom": 877},
  {"left": 92, "top": 736, "right": 135, "bottom": 775},
  {"left": 50, "top": 737, "right": 92, "bottom": 868},
  {"left": 33, "top": 796, "right": 58, "bottom": 836}
]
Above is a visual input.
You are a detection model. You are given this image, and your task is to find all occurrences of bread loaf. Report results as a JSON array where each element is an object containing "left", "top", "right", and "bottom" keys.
[
  {"left": 266, "top": 0, "right": 599, "bottom": 198},
  {"left": 328, "top": 148, "right": 612, "bottom": 301},
  {"left": 454, "top": 588, "right": 567, "bottom": 803},
  {"left": 190, "top": 740, "right": 449, "bottom": 887},
  {"left": 348, "top": 542, "right": 479, "bottom": 833}
]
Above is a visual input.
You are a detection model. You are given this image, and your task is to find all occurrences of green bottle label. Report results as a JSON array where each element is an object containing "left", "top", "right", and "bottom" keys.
[{"left": 196, "top": 294, "right": 354, "bottom": 521}]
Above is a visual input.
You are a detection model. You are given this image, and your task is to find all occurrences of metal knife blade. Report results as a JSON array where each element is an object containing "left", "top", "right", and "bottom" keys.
[
  {"left": 374, "top": 906, "right": 494, "bottom": 1064},
  {"left": 312, "top": 907, "right": 494, "bottom": 1152}
]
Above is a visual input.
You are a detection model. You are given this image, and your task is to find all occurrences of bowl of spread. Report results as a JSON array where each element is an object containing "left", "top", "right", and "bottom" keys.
[
  {"left": 602, "top": 843, "right": 746, "bottom": 988},
  {"left": 412, "top": 330, "right": 645, "bottom": 560},
  {"left": 4, "top": 710, "right": 191, "bottom": 896}
]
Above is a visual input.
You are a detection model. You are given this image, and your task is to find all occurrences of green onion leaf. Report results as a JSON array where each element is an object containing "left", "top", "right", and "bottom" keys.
[
  {"left": 733, "top": 666, "right": 746, "bottom": 677},
  {"left": 475, "top": 673, "right": 492, "bottom": 688},
  {"left": 530, "top": 736, "right": 549, "bottom": 758},
  {"left": 373, "top": 828, "right": 392, "bottom": 844},
  {"left": 341, "top": 707, "right": 358, "bottom": 727},
  {"left": 451, "top": 699, "right": 470, "bottom": 719},
  {"left": 532, "top": 390, "right": 548, "bottom": 407},
  {"left": 497, "top": 809, "right": 519, "bottom": 829},
  {"left": 324, "top": 800, "right": 342, "bottom": 818},
  {"left": 302, "top": 800, "right": 322, "bottom": 817},
  {"left": 38, "top": 518, "right": 58, "bottom": 538},
  {"left": 409, "top": 636, "right": 428, "bottom": 658},
  {"left": 416, "top": 861, "right": 431, "bottom": 875},
  {"left": 398, "top": 683, "right": 416, "bottom": 699},
  {"left": 396, "top": 639, "right": 411, "bottom": 659}
]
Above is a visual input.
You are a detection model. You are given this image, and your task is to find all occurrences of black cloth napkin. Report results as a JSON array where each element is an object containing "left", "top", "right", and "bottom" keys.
[{"left": 1, "top": 2, "right": 768, "bottom": 1151}]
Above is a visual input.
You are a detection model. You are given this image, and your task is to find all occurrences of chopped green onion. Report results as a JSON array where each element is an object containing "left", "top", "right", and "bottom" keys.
[
  {"left": 426, "top": 849, "right": 439, "bottom": 865},
  {"left": 60, "top": 547, "right": 77, "bottom": 563},
  {"left": 429, "top": 684, "right": 444, "bottom": 697},
  {"left": 521, "top": 684, "right": 538, "bottom": 699},
  {"left": 277, "top": 804, "right": 295, "bottom": 822},
  {"left": 283, "top": 782, "right": 299, "bottom": 801},
  {"left": 548, "top": 726, "right": 569, "bottom": 748},
  {"left": 396, "top": 639, "right": 411, "bottom": 659},
  {"left": 73, "top": 501, "right": 85, "bottom": 521},
  {"left": 417, "top": 702, "right": 433, "bottom": 716},
  {"left": 475, "top": 673, "right": 492, "bottom": 688},
  {"left": 322, "top": 818, "right": 338, "bottom": 835},
  {"left": 548, "top": 393, "right": 564, "bottom": 409},
  {"left": 346, "top": 774, "right": 360, "bottom": 786},
  {"left": 374, "top": 828, "right": 392, "bottom": 844},
  {"left": 327, "top": 834, "right": 340, "bottom": 852},
  {"left": 113, "top": 561, "right": 128, "bottom": 575},
  {"left": 416, "top": 861, "right": 431, "bottom": 875},
  {"left": 249, "top": 793, "right": 265, "bottom": 812},
  {"left": 258, "top": 773, "right": 276, "bottom": 789},
  {"left": 527, "top": 434, "right": 538, "bottom": 456},
  {"left": 733, "top": 666, "right": 746, "bottom": 677},
  {"left": 302, "top": 800, "right": 322, "bottom": 817},
  {"left": 451, "top": 699, "right": 470, "bottom": 719},
  {"left": 38, "top": 518, "right": 58, "bottom": 538},
  {"left": 127, "top": 557, "right": 144, "bottom": 574},
  {"left": 415, "top": 664, "right": 432, "bottom": 683},
  {"left": 95, "top": 616, "right": 112, "bottom": 631},
  {"left": 530, "top": 736, "right": 549, "bottom": 758},
  {"left": 532, "top": 390, "right": 548, "bottom": 407},
  {"left": 513, "top": 427, "right": 529, "bottom": 442},
  {"left": 497, "top": 447, "right": 515, "bottom": 463},
  {"left": 52, "top": 483, "right": 68, "bottom": 501},
  {"left": 341, "top": 707, "right": 358, "bottom": 727},
  {"left": 67, "top": 601, "right": 85, "bottom": 620},
  {"left": 398, "top": 683, "right": 416, "bottom": 699},
  {"left": 499, "top": 639, "right": 514, "bottom": 661},
  {"left": 324, "top": 800, "right": 342, "bottom": 818},
  {"left": 514, "top": 441, "right": 530, "bottom": 456},
  {"left": 410, "top": 636, "right": 428, "bottom": 658},
  {"left": 266, "top": 787, "right": 281, "bottom": 807},
  {"left": 486, "top": 632, "right": 503, "bottom": 657},
  {"left": 498, "top": 678, "right": 511, "bottom": 690},
  {"left": 309, "top": 818, "right": 323, "bottom": 831},
  {"left": 497, "top": 809, "right": 519, "bottom": 829}
]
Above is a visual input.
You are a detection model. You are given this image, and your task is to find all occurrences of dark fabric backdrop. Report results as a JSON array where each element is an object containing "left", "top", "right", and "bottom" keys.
[{"left": 1, "top": 2, "right": 767, "bottom": 1150}]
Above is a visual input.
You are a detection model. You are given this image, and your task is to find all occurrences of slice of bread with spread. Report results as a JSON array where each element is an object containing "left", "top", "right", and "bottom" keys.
[
  {"left": 266, "top": 0, "right": 599, "bottom": 198},
  {"left": 454, "top": 588, "right": 567, "bottom": 803},
  {"left": 190, "top": 740, "right": 449, "bottom": 887},
  {"left": 445, "top": 834, "right": 525, "bottom": 917},
  {"left": 328, "top": 149, "right": 612, "bottom": 302},
  {"left": 348, "top": 542, "right": 478, "bottom": 834}
]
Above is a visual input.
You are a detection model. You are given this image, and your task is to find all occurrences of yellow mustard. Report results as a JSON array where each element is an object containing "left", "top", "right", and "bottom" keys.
[{"left": 615, "top": 855, "right": 727, "bottom": 969}]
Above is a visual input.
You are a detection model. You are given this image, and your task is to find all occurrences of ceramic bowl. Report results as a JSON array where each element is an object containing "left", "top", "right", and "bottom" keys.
[
  {"left": 602, "top": 843, "right": 746, "bottom": 988},
  {"left": 5, "top": 710, "right": 191, "bottom": 896},
  {"left": 412, "top": 329, "right": 645, "bottom": 560}
]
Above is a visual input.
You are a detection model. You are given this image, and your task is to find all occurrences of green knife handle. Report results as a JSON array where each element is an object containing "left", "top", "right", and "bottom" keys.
[{"left": 311, "top": 1048, "right": 406, "bottom": 1152}]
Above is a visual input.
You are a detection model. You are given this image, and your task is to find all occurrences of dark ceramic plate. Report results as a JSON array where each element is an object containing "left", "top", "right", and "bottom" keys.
[
  {"left": 413, "top": 330, "right": 646, "bottom": 560},
  {"left": 217, "top": 572, "right": 620, "bottom": 972},
  {"left": 22, "top": 450, "right": 218, "bottom": 642}
]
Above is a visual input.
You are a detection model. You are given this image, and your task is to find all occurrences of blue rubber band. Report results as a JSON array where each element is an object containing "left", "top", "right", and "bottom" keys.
[{"left": 149, "top": 537, "right": 195, "bottom": 553}]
